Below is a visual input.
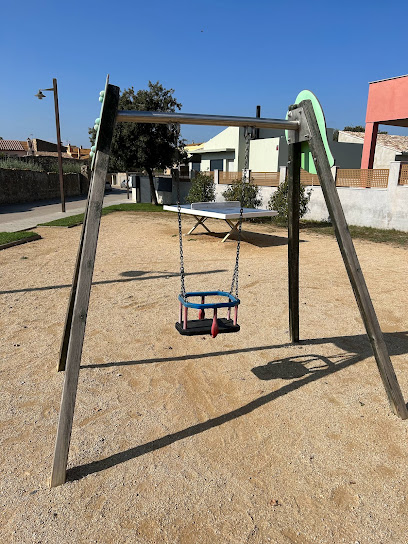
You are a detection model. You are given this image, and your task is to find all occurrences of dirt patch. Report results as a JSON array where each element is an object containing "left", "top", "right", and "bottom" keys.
[{"left": 1, "top": 211, "right": 408, "bottom": 543}]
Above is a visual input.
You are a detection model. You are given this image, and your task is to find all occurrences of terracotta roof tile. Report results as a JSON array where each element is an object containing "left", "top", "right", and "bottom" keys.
[
  {"left": 342, "top": 131, "right": 408, "bottom": 152},
  {"left": 0, "top": 140, "right": 25, "bottom": 152}
]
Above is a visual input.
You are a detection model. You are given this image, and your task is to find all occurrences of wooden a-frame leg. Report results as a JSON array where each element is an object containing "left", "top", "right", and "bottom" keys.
[
  {"left": 50, "top": 151, "right": 110, "bottom": 487},
  {"left": 288, "top": 142, "right": 301, "bottom": 343},
  {"left": 58, "top": 174, "right": 95, "bottom": 372},
  {"left": 302, "top": 99, "right": 408, "bottom": 420}
]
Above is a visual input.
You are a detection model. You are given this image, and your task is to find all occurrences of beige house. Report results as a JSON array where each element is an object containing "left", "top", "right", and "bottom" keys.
[{"left": 338, "top": 131, "right": 408, "bottom": 168}]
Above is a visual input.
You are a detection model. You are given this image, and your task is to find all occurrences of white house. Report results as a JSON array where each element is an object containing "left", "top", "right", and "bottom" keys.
[
  {"left": 188, "top": 127, "right": 284, "bottom": 174},
  {"left": 188, "top": 127, "right": 364, "bottom": 174}
]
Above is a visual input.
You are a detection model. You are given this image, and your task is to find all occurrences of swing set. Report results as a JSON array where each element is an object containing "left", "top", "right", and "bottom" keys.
[{"left": 49, "top": 76, "right": 408, "bottom": 488}]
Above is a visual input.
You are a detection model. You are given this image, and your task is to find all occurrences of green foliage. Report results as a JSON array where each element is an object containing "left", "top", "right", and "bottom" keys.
[
  {"left": 0, "top": 156, "right": 83, "bottom": 173},
  {"left": 222, "top": 178, "right": 262, "bottom": 209},
  {"left": 0, "top": 231, "right": 38, "bottom": 245},
  {"left": 61, "top": 162, "right": 83, "bottom": 174},
  {"left": 186, "top": 172, "right": 215, "bottom": 204},
  {"left": 299, "top": 221, "right": 408, "bottom": 247},
  {"left": 342, "top": 125, "right": 388, "bottom": 135},
  {"left": 268, "top": 179, "right": 311, "bottom": 223},
  {"left": 90, "top": 82, "right": 186, "bottom": 174},
  {"left": 0, "top": 157, "right": 43, "bottom": 171},
  {"left": 38, "top": 203, "right": 164, "bottom": 227},
  {"left": 343, "top": 125, "right": 365, "bottom": 132},
  {"left": 88, "top": 126, "right": 96, "bottom": 146}
]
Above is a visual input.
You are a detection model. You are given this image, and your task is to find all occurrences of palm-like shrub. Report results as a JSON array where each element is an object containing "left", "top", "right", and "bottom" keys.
[
  {"left": 222, "top": 178, "right": 262, "bottom": 208},
  {"left": 268, "top": 179, "right": 311, "bottom": 223},
  {"left": 186, "top": 172, "right": 215, "bottom": 203}
]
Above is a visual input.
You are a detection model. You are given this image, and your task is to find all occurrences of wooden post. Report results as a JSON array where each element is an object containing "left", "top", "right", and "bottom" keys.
[
  {"left": 53, "top": 78, "right": 65, "bottom": 213},
  {"left": 57, "top": 81, "right": 119, "bottom": 372},
  {"left": 58, "top": 175, "right": 94, "bottom": 371},
  {"left": 51, "top": 81, "right": 119, "bottom": 485},
  {"left": 51, "top": 151, "right": 110, "bottom": 487},
  {"left": 288, "top": 142, "right": 301, "bottom": 343},
  {"left": 302, "top": 99, "right": 408, "bottom": 420}
]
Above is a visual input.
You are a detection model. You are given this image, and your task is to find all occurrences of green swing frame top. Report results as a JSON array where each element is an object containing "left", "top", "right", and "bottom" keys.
[{"left": 49, "top": 76, "right": 408, "bottom": 489}]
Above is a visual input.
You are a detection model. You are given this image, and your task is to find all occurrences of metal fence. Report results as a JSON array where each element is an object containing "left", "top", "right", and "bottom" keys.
[{"left": 399, "top": 164, "right": 408, "bottom": 185}]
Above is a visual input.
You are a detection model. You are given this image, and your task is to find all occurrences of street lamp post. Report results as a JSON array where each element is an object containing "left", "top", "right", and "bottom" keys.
[{"left": 35, "top": 78, "right": 65, "bottom": 212}]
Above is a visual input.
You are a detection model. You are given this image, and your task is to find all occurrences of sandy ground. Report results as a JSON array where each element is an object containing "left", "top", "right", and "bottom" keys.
[{"left": 1, "top": 211, "right": 408, "bottom": 544}]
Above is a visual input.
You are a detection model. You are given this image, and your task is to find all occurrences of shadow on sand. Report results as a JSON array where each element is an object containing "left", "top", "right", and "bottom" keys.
[{"left": 67, "top": 331, "right": 408, "bottom": 482}]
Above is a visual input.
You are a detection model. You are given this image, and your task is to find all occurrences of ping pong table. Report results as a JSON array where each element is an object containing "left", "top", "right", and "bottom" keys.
[{"left": 163, "top": 201, "right": 278, "bottom": 242}]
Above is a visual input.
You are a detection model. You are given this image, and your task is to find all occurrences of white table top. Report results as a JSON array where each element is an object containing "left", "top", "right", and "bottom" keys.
[{"left": 163, "top": 201, "right": 277, "bottom": 220}]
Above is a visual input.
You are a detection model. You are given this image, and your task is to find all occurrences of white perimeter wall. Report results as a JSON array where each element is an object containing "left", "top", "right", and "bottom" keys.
[
  {"left": 215, "top": 162, "right": 408, "bottom": 231},
  {"left": 302, "top": 162, "right": 408, "bottom": 230},
  {"left": 133, "top": 163, "right": 408, "bottom": 232}
]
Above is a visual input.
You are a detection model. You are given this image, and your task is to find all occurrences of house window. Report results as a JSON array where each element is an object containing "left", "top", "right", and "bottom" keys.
[
  {"left": 210, "top": 159, "right": 223, "bottom": 171},
  {"left": 191, "top": 162, "right": 200, "bottom": 172}
]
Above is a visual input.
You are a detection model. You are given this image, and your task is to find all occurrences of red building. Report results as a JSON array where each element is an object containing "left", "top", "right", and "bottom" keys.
[{"left": 362, "top": 74, "right": 408, "bottom": 168}]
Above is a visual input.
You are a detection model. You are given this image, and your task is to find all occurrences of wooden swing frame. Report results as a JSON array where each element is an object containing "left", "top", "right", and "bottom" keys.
[{"left": 49, "top": 77, "right": 408, "bottom": 488}]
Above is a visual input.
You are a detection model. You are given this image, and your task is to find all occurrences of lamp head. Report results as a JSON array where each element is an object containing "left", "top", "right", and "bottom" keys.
[{"left": 35, "top": 90, "right": 46, "bottom": 100}]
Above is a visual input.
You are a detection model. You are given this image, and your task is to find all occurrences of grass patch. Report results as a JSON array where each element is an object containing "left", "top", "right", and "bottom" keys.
[
  {"left": 0, "top": 231, "right": 39, "bottom": 245},
  {"left": 102, "top": 203, "right": 164, "bottom": 214},
  {"left": 269, "top": 217, "right": 408, "bottom": 247},
  {"left": 39, "top": 213, "right": 85, "bottom": 227},
  {"left": 38, "top": 203, "right": 164, "bottom": 227}
]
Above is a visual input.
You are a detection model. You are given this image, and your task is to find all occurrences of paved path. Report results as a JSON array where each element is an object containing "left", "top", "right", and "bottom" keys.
[{"left": 0, "top": 188, "right": 132, "bottom": 232}]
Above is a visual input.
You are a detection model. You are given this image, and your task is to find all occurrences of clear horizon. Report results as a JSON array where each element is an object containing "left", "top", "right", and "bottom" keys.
[{"left": 2, "top": 0, "right": 408, "bottom": 148}]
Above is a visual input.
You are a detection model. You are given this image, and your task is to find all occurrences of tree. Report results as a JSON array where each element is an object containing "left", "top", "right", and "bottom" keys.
[
  {"left": 343, "top": 125, "right": 365, "bottom": 132},
  {"left": 268, "top": 179, "right": 311, "bottom": 224},
  {"left": 186, "top": 172, "right": 215, "bottom": 204},
  {"left": 89, "top": 81, "right": 185, "bottom": 205}
]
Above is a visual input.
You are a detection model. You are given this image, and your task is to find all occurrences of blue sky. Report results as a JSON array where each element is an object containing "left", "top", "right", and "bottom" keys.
[{"left": 1, "top": 0, "right": 407, "bottom": 148}]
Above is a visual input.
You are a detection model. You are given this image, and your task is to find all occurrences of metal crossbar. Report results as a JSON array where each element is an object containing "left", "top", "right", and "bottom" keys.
[{"left": 116, "top": 110, "right": 299, "bottom": 130}]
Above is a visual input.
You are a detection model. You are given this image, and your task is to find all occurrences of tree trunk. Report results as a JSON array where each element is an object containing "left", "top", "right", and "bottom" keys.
[{"left": 147, "top": 168, "right": 158, "bottom": 205}]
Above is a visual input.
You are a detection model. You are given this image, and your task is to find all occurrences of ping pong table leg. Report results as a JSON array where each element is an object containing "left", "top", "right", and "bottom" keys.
[
  {"left": 187, "top": 216, "right": 212, "bottom": 235},
  {"left": 222, "top": 219, "right": 249, "bottom": 242}
]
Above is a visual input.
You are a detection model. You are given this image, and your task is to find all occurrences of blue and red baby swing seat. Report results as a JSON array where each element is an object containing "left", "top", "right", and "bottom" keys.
[{"left": 176, "top": 290, "right": 240, "bottom": 338}]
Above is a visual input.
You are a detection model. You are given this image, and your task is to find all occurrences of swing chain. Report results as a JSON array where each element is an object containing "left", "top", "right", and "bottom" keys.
[
  {"left": 230, "top": 127, "right": 252, "bottom": 297},
  {"left": 172, "top": 123, "right": 186, "bottom": 299},
  {"left": 176, "top": 168, "right": 186, "bottom": 298}
]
